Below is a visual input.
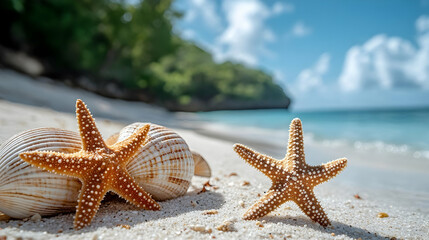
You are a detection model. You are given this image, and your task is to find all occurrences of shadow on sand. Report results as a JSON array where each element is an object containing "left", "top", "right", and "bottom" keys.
[
  {"left": 264, "top": 215, "right": 391, "bottom": 240},
  {"left": 0, "top": 190, "right": 224, "bottom": 235}
]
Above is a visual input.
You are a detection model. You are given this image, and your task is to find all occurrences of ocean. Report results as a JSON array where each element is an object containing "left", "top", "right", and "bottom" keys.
[{"left": 197, "top": 108, "right": 429, "bottom": 159}]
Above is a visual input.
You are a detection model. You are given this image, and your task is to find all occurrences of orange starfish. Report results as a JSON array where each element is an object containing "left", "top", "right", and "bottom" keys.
[
  {"left": 233, "top": 118, "right": 347, "bottom": 227},
  {"left": 19, "top": 100, "right": 160, "bottom": 229}
]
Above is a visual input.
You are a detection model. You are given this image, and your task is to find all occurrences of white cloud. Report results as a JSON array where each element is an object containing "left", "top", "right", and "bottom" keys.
[
  {"left": 213, "top": 0, "right": 276, "bottom": 65},
  {"left": 272, "top": 2, "right": 294, "bottom": 15},
  {"left": 296, "top": 53, "right": 330, "bottom": 92},
  {"left": 182, "top": 29, "right": 197, "bottom": 39},
  {"left": 416, "top": 15, "right": 429, "bottom": 33},
  {"left": 291, "top": 21, "right": 312, "bottom": 37},
  {"left": 185, "top": 0, "right": 222, "bottom": 31},
  {"left": 339, "top": 15, "right": 429, "bottom": 92}
]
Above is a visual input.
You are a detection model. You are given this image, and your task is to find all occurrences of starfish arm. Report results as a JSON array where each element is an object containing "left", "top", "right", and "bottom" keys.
[
  {"left": 111, "top": 124, "right": 150, "bottom": 165},
  {"left": 75, "top": 99, "right": 107, "bottom": 152},
  {"left": 234, "top": 144, "right": 283, "bottom": 180},
  {"left": 294, "top": 187, "right": 331, "bottom": 227},
  {"left": 284, "top": 118, "right": 306, "bottom": 168},
  {"left": 110, "top": 170, "right": 160, "bottom": 211},
  {"left": 243, "top": 188, "right": 290, "bottom": 220},
  {"left": 307, "top": 158, "right": 347, "bottom": 187},
  {"left": 19, "top": 151, "right": 85, "bottom": 178},
  {"left": 74, "top": 179, "right": 109, "bottom": 229}
]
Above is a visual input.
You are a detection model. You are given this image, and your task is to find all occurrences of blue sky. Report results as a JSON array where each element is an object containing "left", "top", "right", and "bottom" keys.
[{"left": 173, "top": 0, "right": 429, "bottom": 110}]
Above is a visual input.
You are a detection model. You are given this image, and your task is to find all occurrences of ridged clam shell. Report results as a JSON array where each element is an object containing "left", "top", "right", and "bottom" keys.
[
  {"left": 0, "top": 128, "right": 82, "bottom": 218},
  {"left": 0, "top": 123, "right": 200, "bottom": 218},
  {"left": 114, "top": 123, "right": 194, "bottom": 201}
]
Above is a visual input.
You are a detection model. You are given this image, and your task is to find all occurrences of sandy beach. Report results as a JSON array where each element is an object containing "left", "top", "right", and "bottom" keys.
[{"left": 0, "top": 69, "right": 428, "bottom": 239}]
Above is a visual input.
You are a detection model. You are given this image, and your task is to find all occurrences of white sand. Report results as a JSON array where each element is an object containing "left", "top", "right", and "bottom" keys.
[{"left": 0, "top": 69, "right": 428, "bottom": 239}]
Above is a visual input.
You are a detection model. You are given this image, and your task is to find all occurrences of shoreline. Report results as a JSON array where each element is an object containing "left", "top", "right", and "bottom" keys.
[
  {"left": 187, "top": 121, "right": 429, "bottom": 214},
  {"left": 0, "top": 70, "right": 428, "bottom": 239}
]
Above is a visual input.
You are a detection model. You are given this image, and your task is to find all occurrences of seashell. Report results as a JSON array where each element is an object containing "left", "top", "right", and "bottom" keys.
[
  {"left": 192, "top": 151, "right": 212, "bottom": 178},
  {"left": 111, "top": 122, "right": 197, "bottom": 201},
  {"left": 0, "top": 128, "right": 82, "bottom": 218},
  {"left": 107, "top": 131, "right": 211, "bottom": 179},
  {"left": 0, "top": 123, "right": 211, "bottom": 218}
]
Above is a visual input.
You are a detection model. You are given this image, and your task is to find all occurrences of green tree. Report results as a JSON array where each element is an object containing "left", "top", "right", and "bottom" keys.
[{"left": 0, "top": 0, "right": 291, "bottom": 111}]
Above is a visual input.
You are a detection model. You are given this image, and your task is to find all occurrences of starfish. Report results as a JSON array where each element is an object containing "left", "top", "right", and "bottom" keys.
[
  {"left": 233, "top": 118, "right": 347, "bottom": 227},
  {"left": 19, "top": 99, "right": 160, "bottom": 229}
]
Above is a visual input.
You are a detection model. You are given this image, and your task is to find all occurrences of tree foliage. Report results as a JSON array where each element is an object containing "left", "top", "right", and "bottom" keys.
[
  {"left": 0, "top": 0, "right": 290, "bottom": 111},
  {"left": 148, "top": 42, "right": 289, "bottom": 110}
]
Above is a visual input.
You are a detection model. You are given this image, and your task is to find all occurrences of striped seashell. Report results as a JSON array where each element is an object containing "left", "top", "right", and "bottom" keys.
[
  {"left": 111, "top": 122, "right": 196, "bottom": 201},
  {"left": 0, "top": 128, "right": 82, "bottom": 218},
  {"left": 0, "top": 123, "right": 211, "bottom": 219}
]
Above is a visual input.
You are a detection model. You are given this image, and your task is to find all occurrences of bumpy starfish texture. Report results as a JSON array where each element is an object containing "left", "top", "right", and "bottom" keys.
[
  {"left": 233, "top": 118, "right": 347, "bottom": 227},
  {"left": 19, "top": 99, "right": 160, "bottom": 229}
]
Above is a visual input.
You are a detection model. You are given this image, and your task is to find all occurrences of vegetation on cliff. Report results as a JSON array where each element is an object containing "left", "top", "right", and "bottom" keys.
[{"left": 0, "top": 0, "right": 290, "bottom": 111}]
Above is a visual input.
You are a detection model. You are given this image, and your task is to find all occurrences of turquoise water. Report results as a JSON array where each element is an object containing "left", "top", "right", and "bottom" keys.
[{"left": 197, "top": 108, "right": 429, "bottom": 156}]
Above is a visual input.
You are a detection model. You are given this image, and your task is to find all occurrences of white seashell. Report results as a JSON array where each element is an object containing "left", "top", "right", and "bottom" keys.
[
  {"left": 0, "top": 128, "right": 82, "bottom": 218},
  {"left": 113, "top": 122, "right": 195, "bottom": 201},
  {"left": 0, "top": 123, "right": 211, "bottom": 218}
]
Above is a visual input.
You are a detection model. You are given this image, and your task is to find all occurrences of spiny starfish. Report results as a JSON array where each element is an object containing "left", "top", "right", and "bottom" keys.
[
  {"left": 233, "top": 118, "right": 347, "bottom": 227},
  {"left": 19, "top": 99, "right": 160, "bottom": 229}
]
